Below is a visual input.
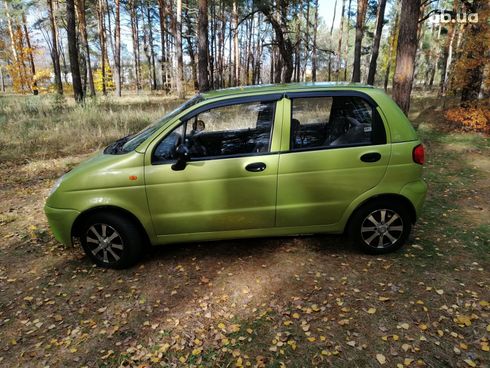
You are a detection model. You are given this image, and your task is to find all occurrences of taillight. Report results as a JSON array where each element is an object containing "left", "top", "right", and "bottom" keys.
[{"left": 413, "top": 144, "right": 425, "bottom": 165}]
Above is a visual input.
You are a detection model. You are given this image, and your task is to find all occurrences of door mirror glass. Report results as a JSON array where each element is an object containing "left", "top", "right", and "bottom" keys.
[{"left": 171, "top": 144, "right": 191, "bottom": 171}]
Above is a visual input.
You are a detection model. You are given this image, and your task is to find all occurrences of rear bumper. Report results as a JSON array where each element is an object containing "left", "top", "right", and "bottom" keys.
[
  {"left": 44, "top": 205, "right": 80, "bottom": 246},
  {"left": 400, "top": 179, "right": 427, "bottom": 220}
]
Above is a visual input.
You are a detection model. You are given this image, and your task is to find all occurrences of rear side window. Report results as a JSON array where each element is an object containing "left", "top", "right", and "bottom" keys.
[{"left": 290, "top": 96, "right": 386, "bottom": 150}]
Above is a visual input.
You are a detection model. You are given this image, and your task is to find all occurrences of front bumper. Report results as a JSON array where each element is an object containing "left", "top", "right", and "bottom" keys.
[{"left": 44, "top": 205, "right": 80, "bottom": 246}]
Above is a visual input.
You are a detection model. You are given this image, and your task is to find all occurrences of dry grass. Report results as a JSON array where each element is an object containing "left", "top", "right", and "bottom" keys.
[{"left": 0, "top": 93, "right": 184, "bottom": 163}]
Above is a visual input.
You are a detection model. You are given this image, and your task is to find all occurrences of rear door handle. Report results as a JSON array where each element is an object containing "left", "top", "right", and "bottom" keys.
[
  {"left": 360, "top": 152, "right": 381, "bottom": 163},
  {"left": 245, "top": 162, "right": 266, "bottom": 172}
]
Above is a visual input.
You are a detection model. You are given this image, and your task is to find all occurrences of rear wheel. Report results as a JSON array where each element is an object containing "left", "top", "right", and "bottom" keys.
[
  {"left": 80, "top": 212, "right": 143, "bottom": 269},
  {"left": 348, "top": 201, "right": 412, "bottom": 254}
]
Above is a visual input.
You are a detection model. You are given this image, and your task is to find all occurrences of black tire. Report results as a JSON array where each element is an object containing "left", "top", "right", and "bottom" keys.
[
  {"left": 348, "top": 200, "right": 412, "bottom": 254},
  {"left": 80, "top": 212, "right": 144, "bottom": 269}
]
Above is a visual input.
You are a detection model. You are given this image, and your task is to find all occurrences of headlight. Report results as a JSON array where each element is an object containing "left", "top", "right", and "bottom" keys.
[{"left": 49, "top": 176, "right": 64, "bottom": 195}]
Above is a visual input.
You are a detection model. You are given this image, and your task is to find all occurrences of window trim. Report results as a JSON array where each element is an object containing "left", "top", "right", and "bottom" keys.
[
  {"left": 152, "top": 95, "right": 282, "bottom": 165},
  {"left": 287, "top": 91, "right": 387, "bottom": 153}
]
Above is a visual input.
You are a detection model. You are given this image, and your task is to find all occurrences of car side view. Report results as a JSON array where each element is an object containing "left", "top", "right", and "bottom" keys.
[{"left": 45, "top": 83, "right": 427, "bottom": 268}]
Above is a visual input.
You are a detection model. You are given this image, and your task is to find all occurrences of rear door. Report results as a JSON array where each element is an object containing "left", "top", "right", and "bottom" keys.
[{"left": 276, "top": 92, "right": 391, "bottom": 227}]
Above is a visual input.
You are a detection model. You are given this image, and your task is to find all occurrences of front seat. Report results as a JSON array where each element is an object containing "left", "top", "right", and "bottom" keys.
[{"left": 291, "top": 118, "right": 302, "bottom": 148}]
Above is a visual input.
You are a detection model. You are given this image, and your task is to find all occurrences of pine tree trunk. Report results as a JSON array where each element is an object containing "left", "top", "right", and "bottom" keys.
[
  {"left": 352, "top": 0, "right": 368, "bottom": 82},
  {"left": 228, "top": 20, "right": 232, "bottom": 86},
  {"left": 130, "top": 0, "right": 141, "bottom": 91},
  {"left": 270, "top": 46, "right": 274, "bottom": 83},
  {"left": 438, "top": 2, "right": 459, "bottom": 97},
  {"left": 114, "top": 0, "right": 121, "bottom": 96},
  {"left": 147, "top": 7, "right": 157, "bottom": 90},
  {"left": 0, "top": 66, "right": 5, "bottom": 92},
  {"left": 254, "top": 13, "right": 262, "bottom": 84},
  {"left": 262, "top": 1, "right": 293, "bottom": 83},
  {"left": 233, "top": 0, "right": 239, "bottom": 85},
  {"left": 209, "top": 3, "right": 216, "bottom": 87},
  {"left": 384, "top": 8, "right": 399, "bottom": 91},
  {"left": 246, "top": 15, "right": 253, "bottom": 84},
  {"left": 66, "top": 0, "right": 84, "bottom": 101},
  {"left": 198, "top": 0, "right": 210, "bottom": 91},
  {"left": 141, "top": 6, "right": 152, "bottom": 89},
  {"left": 392, "top": 0, "right": 421, "bottom": 115},
  {"left": 22, "top": 13, "right": 38, "bottom": 95},
  {"left": 343, "top": 0, "right": 352, "bottom": 81},
  {"left": 76, "top": 0, "right": 95, "bottom": 96},
  {"left": 336, "top": 0, "right": 346, "bottom": 81},
  {"left": 311, "top": 0, "right": 319, "bottom": 82},
  {"left": 183, "top": 0, "right": 198, "bottom": 89},
  {"left": 302, "top": 1, "right": 310, "bottom": 82},
  {"left": 4, "top": 0, "right": 25, "bottom": 91},
  {"left": 367, "top": 0, "right": 387, "bottom": 85},
  {"left": 4, "top": 1, "right": 18, "bottom": 63},
  {"left": 295, "top": 18, "right": 301, "bottom": 82},
  {"left": 158, "top": 0, "right": 167, "bottom": 91},
  {"left": 59, "top": 35, "right": 69, "bottom": 84},
  {"left": 47, "top": 0, "right": 63, "bottom": 94},
  {"left": 97, "top": 0, "right": 107, "bottom": 95},
  {"left": 327, "top": 0, "right": 337, "bottom": 81},
  {"left": 218, "top": 1, "right": 225, "bottom": 88},
  {"left": 460, "top": 0, "right": 488, "bottom": 103},
  {"left": 175, "top": 0, "right": 185, "bottom": 98},
  {"left": 17, "top": 24, "right": 30, "bottom": 92}
]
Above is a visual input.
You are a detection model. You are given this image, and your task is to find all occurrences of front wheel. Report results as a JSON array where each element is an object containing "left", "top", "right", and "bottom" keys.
[
  {"left": 348, "top": 201, "right": 412, "bottom": 254},
  {"left": 80, "top": 212, "right": 144, "bottom": 269}
]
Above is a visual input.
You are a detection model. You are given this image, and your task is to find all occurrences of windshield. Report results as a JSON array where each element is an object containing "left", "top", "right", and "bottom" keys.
[{"left": 104, "top": 94, "right": 204, "bottom": 154}]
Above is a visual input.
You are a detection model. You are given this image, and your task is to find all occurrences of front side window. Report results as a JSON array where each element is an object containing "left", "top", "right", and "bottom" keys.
[
  {"left": 153, "top": 100, "right": 275, "bottom": 163},
  {"left": 291, "top": 95, "right": 385, "bottom": 150}
]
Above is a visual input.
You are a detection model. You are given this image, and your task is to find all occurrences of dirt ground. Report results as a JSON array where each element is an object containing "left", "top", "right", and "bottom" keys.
[{"left": 0, "top": 99, "right": 489, "bottom": 367}]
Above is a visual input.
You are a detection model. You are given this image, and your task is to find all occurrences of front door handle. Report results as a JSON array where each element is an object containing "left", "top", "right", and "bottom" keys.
[
  {"left": 245, "top": 162, "right": 267, "bottom": 172},
  {"left": 360, "top": 152, "right": 381, "bottom": 163}
]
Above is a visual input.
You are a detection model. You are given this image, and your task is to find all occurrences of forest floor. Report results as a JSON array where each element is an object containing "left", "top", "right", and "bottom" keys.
[{"left": 0, "top": 93, "right": 488, "bottom": 368}]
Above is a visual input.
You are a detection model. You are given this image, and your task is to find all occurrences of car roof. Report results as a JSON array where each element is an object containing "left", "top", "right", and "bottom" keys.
[{"left": 201, "top": 82, "right": 375, "bottom": 100}]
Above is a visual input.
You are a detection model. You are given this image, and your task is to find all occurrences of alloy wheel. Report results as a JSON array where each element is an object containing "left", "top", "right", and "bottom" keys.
[
  {"left": 85, "top": 223, "right": 124, "bottom": 264},
  {"left": 360, "top": 209, "right": 404, "bottom": 248}
]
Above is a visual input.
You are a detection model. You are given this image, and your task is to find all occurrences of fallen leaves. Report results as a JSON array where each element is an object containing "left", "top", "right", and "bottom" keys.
[
  {"left": 398, "top": 323, "right": 410, "bottom": 330},
  {"left": 376, "top": 353, "right": 386, "bottom": 365},
  {"left": 454, "top": 315, "right": 472, "bottom": 327}
]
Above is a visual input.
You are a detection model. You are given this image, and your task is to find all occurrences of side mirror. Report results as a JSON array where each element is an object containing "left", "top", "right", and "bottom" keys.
[{"left": 171, "top": 144, "right": 190, "bottom": 171}]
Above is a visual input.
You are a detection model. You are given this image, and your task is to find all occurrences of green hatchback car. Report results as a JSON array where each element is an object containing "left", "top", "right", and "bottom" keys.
[{"left": 45, "top": 83, "right": 427, "bottom": 268}]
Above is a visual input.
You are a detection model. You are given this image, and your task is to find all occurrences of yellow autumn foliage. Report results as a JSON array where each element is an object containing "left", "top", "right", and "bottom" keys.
[
  {"left": 444, "top": 106, "right": 490, "bottom": 133},
  {"left": 93, "top": 64, "right": 114, "bottom": 92}
]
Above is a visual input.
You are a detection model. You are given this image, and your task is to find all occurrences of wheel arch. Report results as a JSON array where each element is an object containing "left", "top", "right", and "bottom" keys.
[
  {"left": 71, "top": 206, "right": 150, "bottom": 245},
  {"left": 344, "top": 193, "right": 417, "bottom": 234}
]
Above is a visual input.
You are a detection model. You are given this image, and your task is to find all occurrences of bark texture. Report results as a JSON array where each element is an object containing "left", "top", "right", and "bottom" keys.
[
  {"left": 352, "top": 0, "right": 368, "bottom": 82},
  {"left": 66, "top": 0, "right": 83, "bottom": 101},
  {"left": 392, "top": 0, "right": 421, "bottom": 114},
  {"left": 198, "top": 0, "right": 210, "bottom": 91}
]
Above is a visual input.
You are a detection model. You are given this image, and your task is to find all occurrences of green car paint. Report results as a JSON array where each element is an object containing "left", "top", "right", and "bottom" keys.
[{"left": 45, "top": 83, "right": 426, "bottom": 251}]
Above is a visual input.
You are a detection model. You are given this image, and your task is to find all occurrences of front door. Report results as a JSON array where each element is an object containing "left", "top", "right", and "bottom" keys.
[
  {"left": 145, "top": 97, "right": 283, "bottom": 236},
  {"left": 276, "top": 93, "right": 391, "bottom": 227}
]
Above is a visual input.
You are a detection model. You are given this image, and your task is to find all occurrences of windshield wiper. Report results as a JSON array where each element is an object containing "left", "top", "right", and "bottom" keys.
[{"left": 104, "top": 134, "right": 133, "bottom": 154}]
